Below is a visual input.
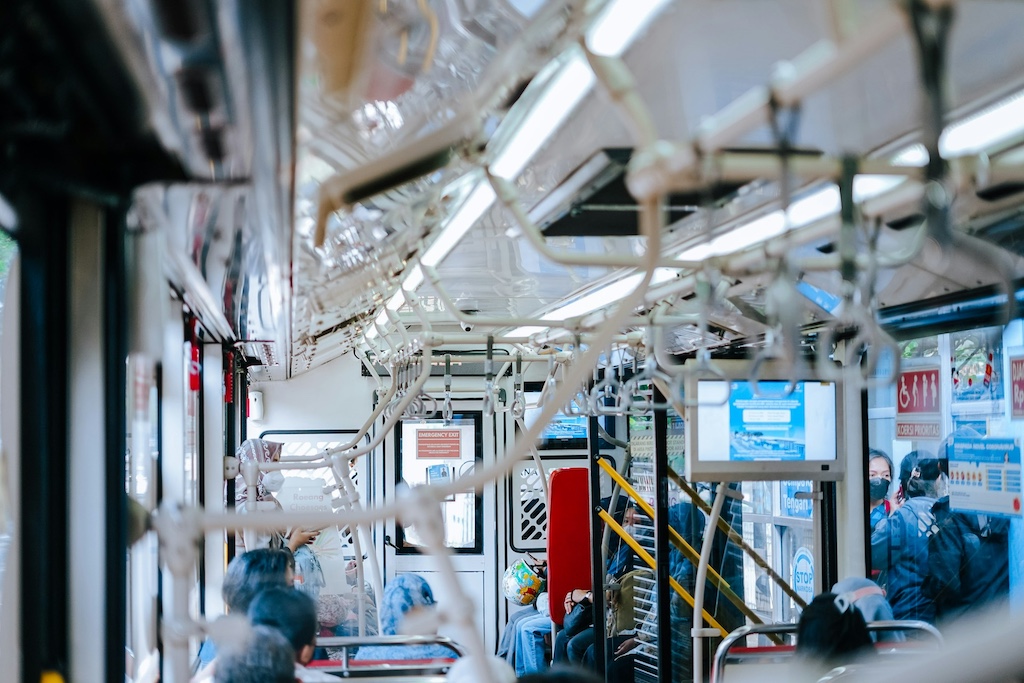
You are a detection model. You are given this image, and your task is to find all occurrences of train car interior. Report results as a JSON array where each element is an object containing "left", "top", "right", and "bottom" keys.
[{"left": 2, "top": 1, "right": 1024, "bottom": 682}]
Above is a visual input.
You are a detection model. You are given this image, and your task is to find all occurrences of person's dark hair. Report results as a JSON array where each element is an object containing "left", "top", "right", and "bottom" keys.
[
  {"left": 899, "top": 450, "right": 940, "bottom": 498},
  {"left": 248, "top": 587, "right": 318, "bottom": 654},
  {"left": 868, "top": 448, "right": 893, "bottom": 479},
  {"left": 796, "top": 592, "right": 874, "bottom": 672},
  {"left": 222, "top": 549, "right": 292, "bottom": 613},
  {"left": 214, "top": 624, "right": 295, "bottom": 683}
]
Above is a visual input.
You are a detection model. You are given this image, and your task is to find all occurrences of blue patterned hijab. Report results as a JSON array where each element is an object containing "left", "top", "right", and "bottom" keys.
[{"left": 353, "top": 573, "right": 458, "bottom": 661}]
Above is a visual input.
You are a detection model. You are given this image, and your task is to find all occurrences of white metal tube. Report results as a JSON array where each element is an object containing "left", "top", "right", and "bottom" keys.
[
  {"left": 325, "top": 345, "right": 436, "bottom": 460},
  {"left": 629, "top": 4, "right": 914, "bottom": 200},
  {"left": 692, "top": 484, "right": 729, "bottom": 683}
]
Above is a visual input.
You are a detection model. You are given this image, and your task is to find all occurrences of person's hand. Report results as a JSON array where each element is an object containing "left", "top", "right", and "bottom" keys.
[
  {"left": 563, "top": 589, "right": 592, "bottom": 614},
  {"left": 614, "top": 637, "right": 638, "bottom": 659},
  {"left": 287, "top": 528, "right": 320, "bottom": 552}
]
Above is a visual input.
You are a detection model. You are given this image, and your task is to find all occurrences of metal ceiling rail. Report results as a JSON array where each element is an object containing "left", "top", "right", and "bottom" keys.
[{"left": 625, "top": 1, "right": 924, "bottom": 201}]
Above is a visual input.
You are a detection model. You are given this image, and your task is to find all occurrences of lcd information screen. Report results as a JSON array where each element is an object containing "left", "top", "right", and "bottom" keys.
[
  {"left": 521, "top": 389, "right": 614, "bottom": 450},
  {"left": 695, "top": 380, "right": 838, "bottom": 463}
]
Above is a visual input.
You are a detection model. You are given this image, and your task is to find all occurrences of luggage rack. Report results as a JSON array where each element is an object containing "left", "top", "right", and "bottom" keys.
[{"left": 712, "top": 621, "right": 944, "bottom": 683}]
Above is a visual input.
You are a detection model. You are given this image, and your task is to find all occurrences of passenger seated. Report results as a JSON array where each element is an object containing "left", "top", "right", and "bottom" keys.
[
  {"left": 796, "top": 592, "right": 875, "bottom": 679},
  {"left": 214, "top": 624, "right": 296, "bottom": 683},
  {"left": 247, "top": 587, "right": 338, "bottom": 682},
  {"left": 352, "top": 573, "right": 458, "bottom": 661},
  {"left": 195, "top": 548, "right": 295, "bottom": 677},
  {"left": 831, "top": 577, "right": 904, "bottom": 642}
]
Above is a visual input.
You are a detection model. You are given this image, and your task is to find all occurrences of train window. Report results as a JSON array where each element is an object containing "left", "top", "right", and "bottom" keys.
[
  {"left": 257, "top": 431, "right": 373, "bottom": 591},
  {"left": 394, "top": 413, "right": 483, "bottom": 553},
  {"left": 866, "top": 322, "right": 1021, "bottom": 627}
]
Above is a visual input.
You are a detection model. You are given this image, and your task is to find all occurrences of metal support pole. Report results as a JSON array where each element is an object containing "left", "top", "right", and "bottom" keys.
[
  {"left": 653, "top": 388, "right": 672, "bottom": 683},
  {"left": 19, "top": 188, "right": 71, "bottom": 683},
  {"left": 588, "top": 416, "right": 608, "bottom": 677},
  {"left": 224, "top": 348, "right": 237, "bottom": 561}
]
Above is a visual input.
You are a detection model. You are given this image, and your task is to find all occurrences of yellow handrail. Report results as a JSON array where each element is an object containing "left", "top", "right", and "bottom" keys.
[
  {"left": 598, "top": 509, "right": 724, "bottom": 635},
  {"left": 666, "top": 469, "right": 807, "bottom": 609},
  {"left": 597, "top": 458, "right": 783, "bottom": 642}
]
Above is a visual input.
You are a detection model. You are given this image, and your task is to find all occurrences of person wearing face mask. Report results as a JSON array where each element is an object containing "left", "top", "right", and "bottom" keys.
[
  {"left": 233, "top": 438, "right": 319, "bottom": 554},
  {"left": 870, "top": 451, "right": 944, "bottom": 622},
  {"left": 868, "top": 449, "right": 894, "bottom": 531}
]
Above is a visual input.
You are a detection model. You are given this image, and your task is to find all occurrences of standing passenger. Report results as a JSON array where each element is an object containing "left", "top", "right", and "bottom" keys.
[
  {"left": 926, "top": 497, "right": 1010, "bottom": 623},
  {"left": 868, "top": 449, "right": 894, "bottom": 530},
  {"left": 870, "top": 453, "right": 943, "bottom": 622}
]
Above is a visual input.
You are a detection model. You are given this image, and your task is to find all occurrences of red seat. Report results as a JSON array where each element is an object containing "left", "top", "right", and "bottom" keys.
[{"left": 546, "top": 467, "right": 593, "bottom": 627}]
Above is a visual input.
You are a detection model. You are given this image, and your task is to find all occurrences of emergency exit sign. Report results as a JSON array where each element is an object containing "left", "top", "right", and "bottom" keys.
[{"left": 416, "top": 429, "right": 462, "bottom": 459}]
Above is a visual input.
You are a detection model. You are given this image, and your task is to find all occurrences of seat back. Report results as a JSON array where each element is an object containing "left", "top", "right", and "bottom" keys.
[{"left": 546, "top": 467, "right": 593, "bottom": 627}]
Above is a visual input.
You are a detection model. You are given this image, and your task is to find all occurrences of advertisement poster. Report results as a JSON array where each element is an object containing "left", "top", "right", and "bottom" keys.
[
  {"left": 728, "top": 382, "right": 806, "bottom": 461},
  {"left": 948, "top": 437, "right": 1022, "bottom": 516},
  {"left": 1011, "top": 355, "right": 1024, "bottom": 420},
  {"left": 896, "top": 365, "right": 942, "bottom": 440}
]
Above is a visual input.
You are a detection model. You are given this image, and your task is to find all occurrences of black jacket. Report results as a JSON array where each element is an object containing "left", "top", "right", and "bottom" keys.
[{"left": 925, "top": 497, "right": 1010, "bottom": 621}]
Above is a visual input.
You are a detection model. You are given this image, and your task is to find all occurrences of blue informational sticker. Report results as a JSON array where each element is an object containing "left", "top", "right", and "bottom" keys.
[
  {"left": 948, "top": 437, "right": 1022, "bottom": 517},
  {"left": 780, "top": 481, "right": 815, "bottom": 519},
  {"left": 728, "top": 382, "right": 806, "bottom": 461},
  {"left": 792, "top": 547, "right": 815, "bottom": 604}
]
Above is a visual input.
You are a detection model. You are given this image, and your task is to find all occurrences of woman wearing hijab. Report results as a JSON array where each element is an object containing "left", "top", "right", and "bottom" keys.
[
  {"left": 233, "top": 438, "right": 318, "bottom": 554},
  {"left": 353, "top": 573, "right": 459, "bottom": 661}
]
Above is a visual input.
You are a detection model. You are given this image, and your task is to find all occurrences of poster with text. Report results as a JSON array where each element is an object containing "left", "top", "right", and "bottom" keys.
[
  {"left": 728, "top": 382, "right": 806, "bottom": 461},
  {"left": 1011, "top": 355, "right": 1024, "bottom": 420},
  {"left": 896, "top": 364, "right": 941, "bottom": 440},
  {"left": 948, "top": 436, "right": 1022, "bottom": 516}
]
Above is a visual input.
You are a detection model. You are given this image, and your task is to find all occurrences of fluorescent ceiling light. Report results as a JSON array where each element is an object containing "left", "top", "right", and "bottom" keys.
[
  {"left": 941, "top": 91, "right": 1024, "bottom": 156},
  {"left": 401, "top": 265, "right": 423, "bottom": 292},
  {"left": 385, "top": 290, "right": 406, "bottom": 312},
  {"left": 490, "top": 52, "right": 596, "bottom": 180},
  {"left": 419, "top": 183, "right": 497, "bottom": 267},
  {"left": 852, "top": 175, "right": 904, "bottom": 200},
  {"left": 365, "top": 326, "right": 379, "bottom": 340},
  {"left": 506, "top": 326, "right": 546, "bottom": 338},
  {"left": 677, "top": 211, "right": 787, "bottom": 262},
  {"left": 675, "top": 176, "right": 901, "bottom": 261},
  {"left": 542, "top": 268, "right": 676, "bottom": 322},
  {"left": 891, "top": 90, "right": 1024, "bottom": 165},
  {"left": 586, "top": 0, "right": 672, "bottom": 57}
]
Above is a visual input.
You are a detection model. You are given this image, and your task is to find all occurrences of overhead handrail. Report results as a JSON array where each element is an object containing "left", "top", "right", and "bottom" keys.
[
  {"left": 748, "top": 270, "right": 805, "bottom": 398},
  {"left": 442, "top": 354, "right": 454, "bottom": 421},
  {"left": 324, "top": 344, "right": 436, "bottom": 461},
  {"left": 589, "top": 346, "right": 624, "bottom": 415}
]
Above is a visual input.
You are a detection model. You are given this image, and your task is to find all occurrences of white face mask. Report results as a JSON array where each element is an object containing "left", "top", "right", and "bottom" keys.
[
  {"left": 622, "top": 524, "right": 637, "bottom": 538},
  {"left": 262, "top": 470, "right": 285, "bottom": 493}
]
